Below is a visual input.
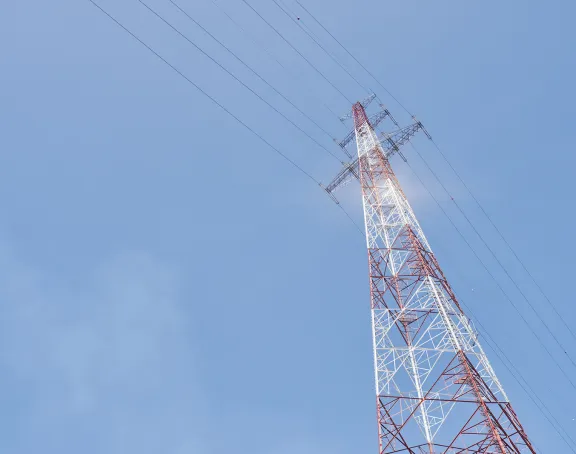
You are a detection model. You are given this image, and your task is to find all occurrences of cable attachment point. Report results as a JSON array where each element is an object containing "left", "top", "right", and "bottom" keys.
[
  {"left": 320, "top": 183, "right": 340, "bottom": 204},
  {"left": 411, "top": 115, "right": 432, "bottom": 140}
]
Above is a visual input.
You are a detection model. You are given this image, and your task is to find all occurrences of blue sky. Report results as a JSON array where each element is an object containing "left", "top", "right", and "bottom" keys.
[{"left": 1, "top": 0, "right": 575, "bottom": 452}]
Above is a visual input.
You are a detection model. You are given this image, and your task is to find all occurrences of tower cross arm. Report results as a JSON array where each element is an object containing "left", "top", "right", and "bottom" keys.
[
  {"left": 324, "top": 158, "right": 362, "bottom": 195},
  {"left": 380, "top": 120, "right": 431, "bottom": 161},
  {"left": 339, "top": 93, "right": 376, "bottom": 121},
  {"left": 324, "top": 120, "right": 427, "bottom": 197},
  {"left": 337, "top": 108, "right": 397, "bottom": 155}
]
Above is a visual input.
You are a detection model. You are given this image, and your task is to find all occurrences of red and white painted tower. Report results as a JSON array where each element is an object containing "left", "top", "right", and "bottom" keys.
[{"left": 326, "top": 99, "right": 535, "bottom": 453}]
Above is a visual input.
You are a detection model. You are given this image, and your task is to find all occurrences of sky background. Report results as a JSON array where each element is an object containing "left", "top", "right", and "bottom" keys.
[{"left": 1, "top": 0, "right": 576, "bottom": 452}]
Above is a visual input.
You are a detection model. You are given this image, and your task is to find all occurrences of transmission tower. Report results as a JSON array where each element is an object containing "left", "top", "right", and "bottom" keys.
[{"left": 325, "top": 97, "right": 536, "bottom": 453}]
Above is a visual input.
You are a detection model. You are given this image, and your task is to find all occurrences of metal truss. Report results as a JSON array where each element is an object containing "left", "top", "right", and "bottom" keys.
[
  {"left": 329, "top": 101, "right": 536, "bottom": 453},
  {"left": 339, "top": 93, "right": 376, "bottom": 121},
  {"left": 324, "top": 120, "right": 427, "bottom": 199},
  {"left": 337, "top": 108, "right": 398, "bottom": 157}
]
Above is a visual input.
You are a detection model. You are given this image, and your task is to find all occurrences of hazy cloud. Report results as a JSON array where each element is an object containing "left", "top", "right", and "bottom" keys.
[{"left": 0, "top": 248, "right": 203, "bottom": 454}]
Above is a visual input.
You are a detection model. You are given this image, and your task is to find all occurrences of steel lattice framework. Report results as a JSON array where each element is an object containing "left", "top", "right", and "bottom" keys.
[{"left": 326, "top": 100, "right": 536, "bottom": 453}]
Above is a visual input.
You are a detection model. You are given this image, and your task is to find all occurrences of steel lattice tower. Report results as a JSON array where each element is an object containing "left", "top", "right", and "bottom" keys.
[{"left": 325, "top": 98, "right": 535, "bottom": 453}]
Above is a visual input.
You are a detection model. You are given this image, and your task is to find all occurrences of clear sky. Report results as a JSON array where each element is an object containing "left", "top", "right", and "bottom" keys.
[{"left": 1, "top": 0, "right": 575, "bottom": 453}]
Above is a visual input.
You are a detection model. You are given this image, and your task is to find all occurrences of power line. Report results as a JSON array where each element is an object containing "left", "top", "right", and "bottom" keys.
[
  {"left": 398, "top": 154, "right": 576, "bottom": 451},
  {"left": 88, "top": 1, "right": 571, "bottom": 448},
  {"left": 300, "top": 0, "right": 576, "bottom": 386},
  {"left": 430, "top": 137, "right": 576, "bottom": 345},
  {"left": 342, "top": 113, "right": 575, "bottom": 446},
  {"left": 241, "top": 0, "right": 575, "bottom": 446},
  {"left": 87, "top": 0, "right": 317, "bottom": 184},
  {"left": 292, "top": 0, "right": 412, "bottom": 116},
  {"left": 137, "top": 0, "right": 343, "bottom": 163},
  {"left": 345, "top": 111, "right": 535, "bottom": 449},
  {"left": 409, "top": 143, "right": 576, "bottom": 370},
  {"left": 397, "top": 154, "right": 576, "bottom": 450},
  {"left": 239, "top": 0, "right": 353, "bottom": 104},
  {"left": 373, "top": 118, "right": 576, "bottom": 393},
  {"left": 266, "top": 0, "right": 576, "bottom": 435},
  {"left": 169, "top": 0, "right": 340, "bottom": 150},
  {"left": 271, "top": 0, "right": 371, "bottom": 95},
  {"left": 206, "top": 0, "right": 342, "bottom": 122},
  {"left": 335, "top": 203, "right": 364, "bottom": 237},
  {"left": 85, "top": 0, "right": 362, "bottom": 237},
  {"left": 291, "top": 0, "right": 576, "bottom": 357},
  {"left": 210, "top": 0, "right": 286, "bottom": 70},
  {"left": 276, "top": 0, "right": 323, "bottom": 43},
  {"left": 459, "top": 296, "right": 576, "bottom": 452},
  {"left": 399, "top": 148, "right": 576, "bottom": 392}
]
